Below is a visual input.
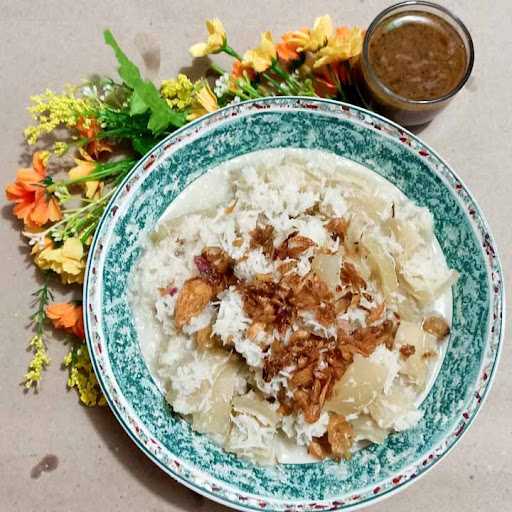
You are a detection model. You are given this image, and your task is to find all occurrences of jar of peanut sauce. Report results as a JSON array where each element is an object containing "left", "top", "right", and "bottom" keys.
[{"left": 354, "top": 1, "right": 474, "bottom": 127}]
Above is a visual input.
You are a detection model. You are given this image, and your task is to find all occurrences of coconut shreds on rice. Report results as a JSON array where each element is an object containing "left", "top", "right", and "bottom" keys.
[{"left": 129, "top": 149, "right": 457, "bottom": 465}]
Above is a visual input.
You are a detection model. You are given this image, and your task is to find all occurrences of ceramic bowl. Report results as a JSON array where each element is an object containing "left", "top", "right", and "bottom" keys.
[{"left": 84, "top": 97, "right": 504, "bottom": 511}]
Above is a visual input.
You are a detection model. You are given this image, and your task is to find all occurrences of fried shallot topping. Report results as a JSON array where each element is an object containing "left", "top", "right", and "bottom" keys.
[
  {"left": 308, "top": 433, "right": 332, "bottom": 460},
  {"left": 325, "top": 217, "right": 350, "bottom": 241},
  {"left": 174, "top": 278, "right": 213, "bottom": 330},
  {"left": 250, "top": 224, "right": 275, "bottom": 258},
  {"left": 327, "top": 414, "right": 354, "bottom": 460},
  {"left": 422, "top": 315, "right": 450, "bottom": 340},
  {"left": 275, "top": 232, "right": 314, "bottom": 260},
  {"left": 194, "top": 246, "right": 236, "bottom": 295},
  {"left": 400, "top": 344, "right": 416, "bottom": 358},
  {"left": 340, "top": 261, "right": 366, "bottom": 291},
  {"left": 263, "top": 331, "right": 348, "bottom": 423},
  {"left": 239, "top": 270, "right": 336, "bottom": 336},
  {"left": 338, "top": 319, "right": 397, "bottom": 358}
]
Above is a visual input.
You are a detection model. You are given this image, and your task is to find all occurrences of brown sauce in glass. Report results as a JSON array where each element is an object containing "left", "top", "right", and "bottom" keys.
[{"left": 368, "top": 11, "right": 467, "bottom": 100}]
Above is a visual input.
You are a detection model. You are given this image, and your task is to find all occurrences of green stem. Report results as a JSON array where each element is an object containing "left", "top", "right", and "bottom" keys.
[
  {"left": 80, "top": 221, "right": 99, "bottom": 244},
  {"left": 210, "top": 63, "right": 227, "bottom": 76},
  {"left": 222, "top": 45, "right": 243, "bottom": 61},
  {"left": 262, "top": 72, "right": 289, "bottom": 94},
  {"left": 49, "top": 190, "right": 115, "bottom": 235},
  {"left": 59, "top": 159, "right": 135, "bottom": 187},
  {"left": 32, "top": 271, "right": 53, "bottom": 339}
]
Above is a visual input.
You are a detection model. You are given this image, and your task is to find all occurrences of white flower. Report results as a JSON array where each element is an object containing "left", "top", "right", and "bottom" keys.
[{"left": 214, "top": 73, "right": 230, "bottom": 97}]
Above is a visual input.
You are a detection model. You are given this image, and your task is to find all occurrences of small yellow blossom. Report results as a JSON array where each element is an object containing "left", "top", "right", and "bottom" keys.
[
  {"left": 53, "top": 141, "right": 70, "bottom": 157},
  {"left": 24, "top": 86, "right": 93, "bottom": 145},
  {"left": 160, "top": 74, "right": 196, "bottom": 110},
  {"left": 187, "top": 81, "right": 219, "bottom": 120},
  {"left": 35, "top": 238, "right": 85, "bottom": 284},
  {"left": 23, "top": 336, "right": 50, "bottom": 389},
  {"left": 68, "top": 149, "right": 100, "bottom": 199},
  {"left": 189, "top": 18, "right": 226, "bottom": 57},
  {"left": 64, "top": 345, "right": 106, "bottom": 407},
  {"left": 242, "top": 32, "right": 277, "bottom": 73},
  {"left": 287, "top": 15, "right": 333, "bottom": 52},
  {"left": 314, "top": 27, "right": 365, "bottom": 68}
]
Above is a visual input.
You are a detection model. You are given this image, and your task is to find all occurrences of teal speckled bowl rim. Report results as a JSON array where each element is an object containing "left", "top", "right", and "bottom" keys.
[{"left": 84, "top": 97, "right": 505, "bottom": 511}]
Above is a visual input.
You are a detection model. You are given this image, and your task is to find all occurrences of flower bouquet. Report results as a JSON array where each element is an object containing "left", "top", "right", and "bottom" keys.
[{"left": 5, "top": 16, "right": 364, "bottom": 405}]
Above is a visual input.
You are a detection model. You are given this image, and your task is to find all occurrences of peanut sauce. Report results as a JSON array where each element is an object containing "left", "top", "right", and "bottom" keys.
[{"left": 368, "top": 11, "right": 467, "bottom": 101}]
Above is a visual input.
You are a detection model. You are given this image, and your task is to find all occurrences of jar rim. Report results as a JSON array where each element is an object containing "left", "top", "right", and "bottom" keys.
[{"left": 362, "top": 0, "right": 475, "bottom": 106}]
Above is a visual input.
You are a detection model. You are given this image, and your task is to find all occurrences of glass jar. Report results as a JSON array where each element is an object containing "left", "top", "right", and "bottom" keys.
[{"left": 354, "top": 1, "right": 474, "bottom": 126}]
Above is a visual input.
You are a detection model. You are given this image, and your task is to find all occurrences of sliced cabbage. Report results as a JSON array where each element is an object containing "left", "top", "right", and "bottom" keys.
[
  {"left": 395, "top": 321, "right": 438, "bottom": 390},
  {"left": 348, "top": 193, "right": 390, "bottom": 223},
  {"left": 226, "top": 392, "right": 278, "bottom": 464},
  {"left": 350, "top": 414, "right": 389, "bottom": 444},
  {"left": 400, "top": 258, "right": 459, "bottom": 307},
  {"left": 165, "top": 348, "right": 232, "bottom": 416},
  {"left": 232, "top": 391, "right": 280, "bottom": 427},
  {"left": 387, "top": 218, "right": 424, "bottom": 258},
  {"left": 345, "top": 212, "right": 370, "bottom": 254},
  {"left": 325, "top": 347, "right": 399, "bottom": 416},
  {"left": 362, "top": 235, "right": 399, "bottom": 298},
  {"left": 192, "top": 358, "right": 242, "bottom": 442},
  {"left": 368, "top": 383, "right": 422, "bottom": 431},
  {"left": 311, "top": 251, "right": 342, "bottom": 293}
]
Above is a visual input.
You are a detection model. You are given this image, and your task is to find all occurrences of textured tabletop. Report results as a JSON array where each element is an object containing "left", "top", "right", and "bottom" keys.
[{"left": 1, "top": 1, "right": 511, "bottom": 511}]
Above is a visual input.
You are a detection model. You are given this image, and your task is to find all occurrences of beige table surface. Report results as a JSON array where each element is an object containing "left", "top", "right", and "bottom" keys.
[{"left": 1, "top": 1, "right": 511, "bottom": 511}]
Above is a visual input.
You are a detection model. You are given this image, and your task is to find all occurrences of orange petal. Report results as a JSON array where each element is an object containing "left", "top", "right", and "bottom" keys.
[
  {"left": 335, "top": 26, "right": 350, "bottom": 38},
  {"left": 47, "top": 197, "right": 62, "bottom": 222},
  {"left": 29, "top": 191, "right": 51, "bottom": 227},
  {"left": 72, "top": 312, "right": 85, "bottom": 339},
  {"left": 16, "top": 168, "right": 43, "bottom": 188},
  {"left": 46, "top": 303, "right": 79, "bottom": 330},
  {"left": 5, "top": 181, "right": 30, "bottom": 201},
  {"left": 12, "top": 200, "right": 35, "bottom": 223},
  {"left": 32, "top": 152, "right": 48, "bottom": 178},
  {"left": 277, "top": 42, "right": 300, "bottom": 62},
  {"left": 87, "top": 139, "right": 113, "bottom": 159}
]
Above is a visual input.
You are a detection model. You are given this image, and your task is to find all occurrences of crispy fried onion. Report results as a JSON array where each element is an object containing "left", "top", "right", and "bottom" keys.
[{"left": 193, "top": 246, "right": 236, "bottom": 295}]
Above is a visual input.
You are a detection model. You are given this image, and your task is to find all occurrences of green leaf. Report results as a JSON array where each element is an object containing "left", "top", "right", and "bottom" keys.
[
  {"left": 129, "top": 91, "right": 148, "bottom": 115},
  {"left": 131, "top": 135, "right": 159, "bottom": 156},
  {"left": 104, "top": 30, "right": 186, "bottom": 134}
]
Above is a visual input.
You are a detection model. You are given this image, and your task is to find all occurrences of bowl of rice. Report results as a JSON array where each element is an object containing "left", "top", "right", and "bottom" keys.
[{"left": 84, "top": 97, "right": 504, "bottom": 511}]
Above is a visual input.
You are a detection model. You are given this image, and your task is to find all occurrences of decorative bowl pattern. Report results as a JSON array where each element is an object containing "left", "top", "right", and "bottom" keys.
[{"left": 84, "top": 97, "right": 504, "bottom": 511}]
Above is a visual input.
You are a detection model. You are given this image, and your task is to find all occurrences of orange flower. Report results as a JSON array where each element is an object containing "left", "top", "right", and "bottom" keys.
[
  {"left": 276, "top": 30, "right": 305, "bottom": 62},
  {"left": 5, "top": 152, "right": 62, "bottom": 228},
  {"left": 46, "top": 303, "right": 85, "bottom": 339},
  {"left": 313, "top": 61, "right": 351, "bottom": 97},
  {"left": 231, "top": 60, "right": 256, "bottom": 81},
  {"left": 68, "top": 149, "right": 102, "bottom": 199},
  {"left": 76, "top": 117, "right": 112, "bottom": 159},
  {"left": 229, "top": 61, "right": 257, "bottom": 93}
]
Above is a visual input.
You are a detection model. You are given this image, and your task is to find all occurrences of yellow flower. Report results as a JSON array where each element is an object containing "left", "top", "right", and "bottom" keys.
[
  {"left": 160, "top": 74, "right": 196, "bottom": 110},
  {"left": 53, "top": 141, "right": 69, "bottom": 156},
  {"left": 68, "top": 149, "right": 100, "bottom": 199},
  {"left": 35, "top": 237, "right": 85, "bottom": 284},
  {"left": 242, "top": 32, "right": 277, "bottom": 73},
  {"left": 24, "top": 86, "right": 93, "bottom": 145},
  {"left": 187, "top": 81, "right": 219, "bottom": 120},
  {"left": 189, "top": 18, "right": 226, "bottom": 57},
  {"left": 64, "top": 345, "right": 106, "bottom": 407},
  {"left": 314, "top": 27, "right": 365, "bottom": 68},
  {"left": 287, "top": 15, "right": 333, "bottom": 52},
  {"left": 23, "top": 336, "right": 50, "bottom": 389}
]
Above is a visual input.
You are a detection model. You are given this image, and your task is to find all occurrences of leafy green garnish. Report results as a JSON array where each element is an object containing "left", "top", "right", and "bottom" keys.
[
  {"left": 131, "top": 135, "right": 161, "bottom": 156},
  {"left": 104, "top": 30, "right": 186, "bottom": 134},
  {"left": 129, "top": 91, "right": 148, "bottom": 115}
]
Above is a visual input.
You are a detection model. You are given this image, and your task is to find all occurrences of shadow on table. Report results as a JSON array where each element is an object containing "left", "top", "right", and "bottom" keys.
[{"left": 84, "top": 406, "right": 231, "bottom": 511}]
